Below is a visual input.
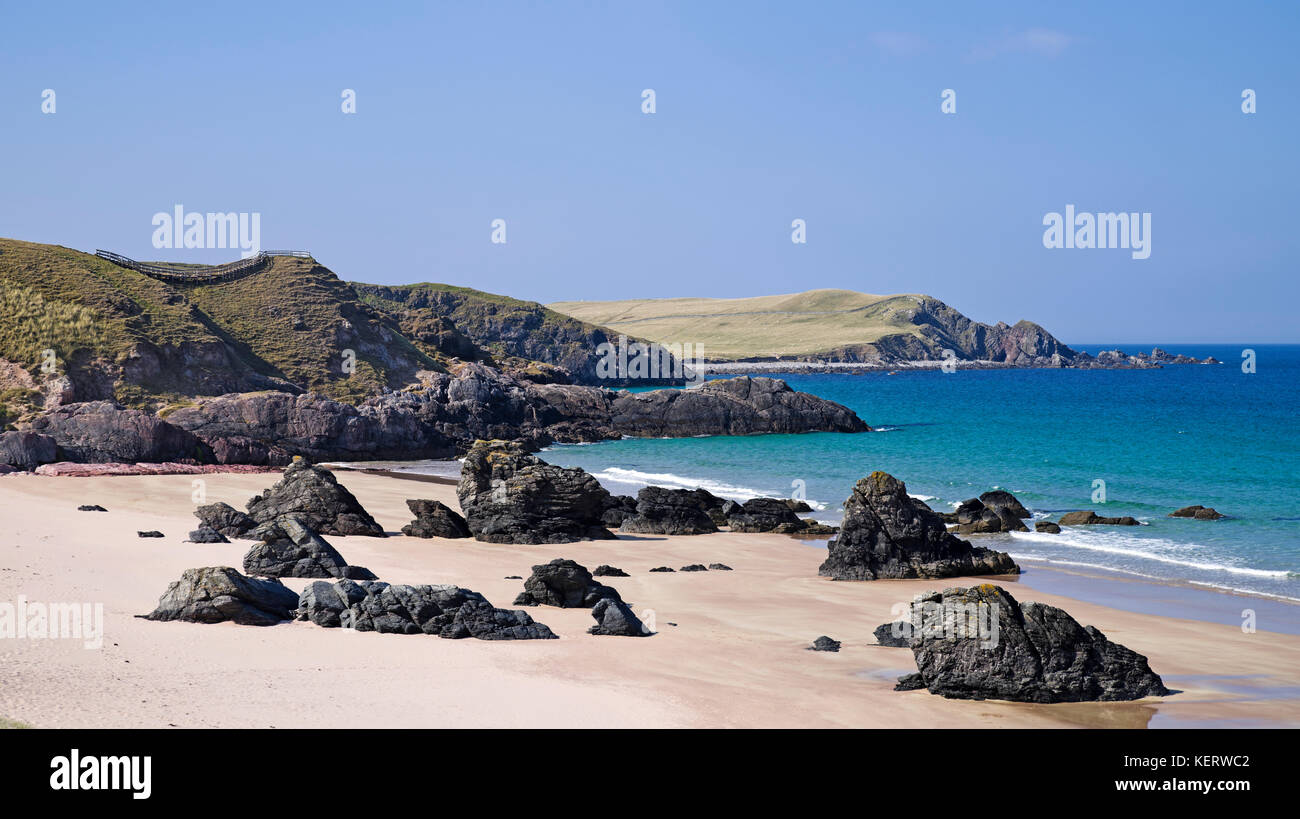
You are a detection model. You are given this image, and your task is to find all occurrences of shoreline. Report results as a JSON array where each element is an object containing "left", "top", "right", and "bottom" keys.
[{"left": 2, "top": 469, "right": 1297, "bottom": 729}]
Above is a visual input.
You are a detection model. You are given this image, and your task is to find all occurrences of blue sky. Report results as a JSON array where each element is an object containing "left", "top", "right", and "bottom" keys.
[{"left": 2, "top": 1, "right": 1296, "bottom": 343}]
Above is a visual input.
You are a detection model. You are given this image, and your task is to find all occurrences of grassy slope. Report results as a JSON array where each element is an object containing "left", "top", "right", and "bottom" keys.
[{"left": 549, "top": 289, "right": 933, "bottom": 360}]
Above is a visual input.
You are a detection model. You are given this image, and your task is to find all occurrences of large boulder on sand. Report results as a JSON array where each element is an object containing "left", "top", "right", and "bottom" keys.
[
  {"left": 513, "top": 558, "right": 623, "bottom": 608},
  {"left": 588, "top": 598, "right": 653, "bottom": 636},
  {"left": 896, "top": 585, "right": 1169, "bottom": 703},
  {"left": 400, "top": 499, "right": 471, "bottom": 538},
  {"left": 0, "top": 430, "right": 58, "bottom": 469},
  {"left": 620, "top": 486, "right": 720, "bottom": 535},
  {"left": 819, "top": 472, "right": 1019, "bottom": 580},
  {"left": 245, "top": 457, "right": 385, "bottom": 537},
  {"left": 296, "top": 579, "right": 556, "bottom": 640},
  {"left": 242, "top": 516, "right": 376, "bottom": 580},
  {"left": 456, "top": 439, "right": 615, "bottom": 543},
  {"left": 141, "top": 566, "right": 299, "bottom": 625}
]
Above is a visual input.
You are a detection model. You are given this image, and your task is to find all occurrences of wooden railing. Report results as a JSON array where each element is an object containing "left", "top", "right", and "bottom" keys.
[{"left": 94, "top": 249, "right": 312, "bottom": 283}]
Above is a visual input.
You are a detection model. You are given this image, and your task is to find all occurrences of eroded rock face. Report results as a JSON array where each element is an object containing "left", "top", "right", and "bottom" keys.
[
  {"left": 27, "top": 401, "right": 209, "bottom": 464},
  {"left": 818, "top": 472, "right": 1019, "bottom": 581},
  {"left": 588, "top": 598, "right": 653, "bottom": 636},
  {"left": 296, "top": 579, "right": 556, "bottom": 640},
  {"left": 513, "top": 559, "right": 622, "bottom": 608},
  {"left": 620, "top": 487, "right": 720, "bottom": 535},
  {"left": 1058, "top": 510, "right": 1140, "bottom": 526},
  {"left": 194, "top": 502, "right": 256, "bottom": 539},
  {"left": 1169, "top": 505, "right": 1224, "bottom": 520},
  {"left": 242, "top": 516, "right": 376, "bottom": 580},
  {"left": 899, "top": 585, "right": 1169, "bottom": 703},
  {"left": 456, "top": 440, "right": 615, "bottom": 543},
  {"left": 0, "top": 430, "right": 57, "bottom": 469},
  {"left": 246, "top": 458, "right": 385, "bottom": 537},
  {"left": 400, "top": 499, "right": 471, "bottom": 539},
  {"left": 141, "top": 566, "right": 299, "bottom": 625}
]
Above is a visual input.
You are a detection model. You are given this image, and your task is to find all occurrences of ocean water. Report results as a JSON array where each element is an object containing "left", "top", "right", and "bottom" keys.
[{"left": 542, "top": 344, "right": 1300, "bottom": 603}]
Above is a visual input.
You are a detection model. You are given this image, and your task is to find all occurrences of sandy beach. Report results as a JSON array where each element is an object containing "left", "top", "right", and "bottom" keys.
[{"left": 1, "top": 469, "right": 1297, "bottom": 729}]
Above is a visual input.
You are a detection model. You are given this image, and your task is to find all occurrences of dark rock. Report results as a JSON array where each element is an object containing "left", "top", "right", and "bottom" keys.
[
  {"left": 246, "top": 457, "right": 385, "bottom": 537},
  {"left": 27, "top": 401, "right": 210, "bottom": 463},
  {"left": 513, "top": 558, "right": 622, "bottom": 608},
  {"left": 141, "top": 566, "right": 299, "bottom": 625},
  {"left": 592, "top": 565, "right": 629, "bottom": 577},
  {"left": 600, "top": 495, "right": 639, "bottom": 528},
  {"left": 792, "top": 520, "right": 838, "bottom": 536},
  {"left": 901, "top": 585, "right": 1169, "bottom": 702},
  {"left": 620, "top": 486, "right": 720, "bottom": 535},
  {"left": 707, "top": 563, "right": 733, "bottom": 571},
  {"left": 874, "top": 621, "right": 914, "bottom": 647},
  {"left": 784, "top": 499, "right": 813, "bottom": 513},
  {"left": 727, "top": 497, "right": 807, "bottom": 533},
  {"left": 649, "top": 566, "right": 675, "bottom": 573},
  {"left": 138, "top": 530, "right": 164, "bottom": 538},
  {"left": 818, "top": 472, "right": 1019, "bottom": 580},
  {"left": 1035, "top": 521, "right": 1061, "bottom": 534},
  {"left": 680, "top": 564, "right": 708, "bottom": 572},
  {"left": 504, "top": 575, "right": 522, "bottom": 580},
  {"left": 979, "top": 490, "right": 1031, "bottom": 519},
  {"left": 587, "top": 598, "right": 653, "bottom": 636},
  {"left": 0, "top": 430, "right": 58, "bottom": 469},
  {"left": 242, "top": 516, "right": 376, "bottom": 580},
  {"left": 894, "top": 672, "right": 926, "bottom": 691},
  {"left": 456, "top": 440, "right": 616, "bottom": 543},
  {"left": 1169, "top": 505, "right": 1224, "bottom": 520},
  {"left": 194, "top": 502, "right": 257, "bottom": 538},
  {"left": 187, "top": 525, "right": 229, "bottom": 544},
  {"left": 953, "top": 497, "right": 1028, "bottom": 534},
  {"left": 400, "top": 498, "right": 471, "bottom": 538},
  {"left": 1058, "top": 510, "right": 1140, "bottom": 526},
  {"left": 808, "top": 635, "right": 841, "bottom": 652},
  {"left": 77, "top": 504, "right": 107, "bottom": 512},
  {"left": 296, "top": 579, "right": 556, "bottom": 640}
]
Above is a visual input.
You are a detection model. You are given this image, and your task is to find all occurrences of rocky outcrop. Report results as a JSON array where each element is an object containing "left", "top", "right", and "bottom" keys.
[
  {"left": 819, "top": 472, "right": 1019, "bottom": 581},
  {"left": 141, "top": 566, "right": 299, "bottom": 625},
  {"left": 978, "top": 490, "right": 1030, "bottom": 520},
  {"left": 620, "top": 487, "right": 720, "bottom": 535},
  {"left": 456, "top": 440, "right": 615, "bottom": 543},
  {"left": 1170, "top": 505, "right": 1224, "bottom": 520},
  {"left": 27, "top": 401, "right": 209, "bottom": 463},
  {"left": 1035, "top": 521, "right": 1061, "bottom": 534},
  {"left": 0, "top": 430, "right": 57, "bottom": 469},
  {"left": 194, "top": 502, "right": 256, "bottom": 539},
  {"left": 874, "top": 622, "right": 913, "bottom": 647},
  {"left": 588, "top": 598, "right": 653, "bottom": 636},
  {"left": 187, "top": 525, "right": 229, "bottom": 543},
  {"left": 898, "top": 585, "right": 1170, "bottom": 702},
  {"left": 1058, "top": 510, "right": 1140, "bottom": 526},
  {"left": 400, "top": 499, "right": 471, "bottom": 538},
  {"left": 726, "top": 497, "right": 808, "bottom": 533},
  {"left": 950, "top": 497, "right": 1028, "bottom": 534},
  {"left": 513, "top": 559, "right": 622, "bottom": 608},
  {"left": 808, "top": 636, "right": 841, "bottom": 652},
  {"left": 246, "top": 458, "right": 385, "bottom": 537},
  {"left": 242, "top": 516, "right": 376, "bottom": 580},
  {"left": 593, "top": 565, "right": 629, "bottom": 577},
  {"left": 600, "top": 495, "right": 639, "bottom": 528},
  {"left": 296, "top": 579, "right": 556, "bottom": 640}
]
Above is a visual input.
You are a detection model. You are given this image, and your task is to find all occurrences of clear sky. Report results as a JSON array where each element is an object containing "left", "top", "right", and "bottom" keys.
[{"left": 3, "top": 1, "right": 1296, "bottom": 343}]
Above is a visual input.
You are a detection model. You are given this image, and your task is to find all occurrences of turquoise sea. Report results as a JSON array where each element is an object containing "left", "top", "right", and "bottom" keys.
[{"left": 543, "top": 344, "right": 1300, "bottom": 604}]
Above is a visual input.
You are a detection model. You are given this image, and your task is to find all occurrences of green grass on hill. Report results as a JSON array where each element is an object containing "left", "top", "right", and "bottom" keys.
[{"left": 549, "top": 289, "right": 933, "bottom": 360}]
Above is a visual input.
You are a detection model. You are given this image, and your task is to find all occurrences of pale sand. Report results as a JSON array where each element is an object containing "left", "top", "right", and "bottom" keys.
[{"left": 1, "top": 471, "right": 1297, "bottom": 729}]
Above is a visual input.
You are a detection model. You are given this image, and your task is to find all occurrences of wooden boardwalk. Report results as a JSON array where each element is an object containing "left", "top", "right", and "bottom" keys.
[{"left": 94, "top": 249, "right": 311, "bottom": 283}]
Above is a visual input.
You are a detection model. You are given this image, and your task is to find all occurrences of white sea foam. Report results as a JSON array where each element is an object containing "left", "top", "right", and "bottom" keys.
[
  {"left": 1009, "top": 531, "right": 1291, "bottom": 579},
  {"left": 589, "top": 467, "right": 828, "bottom": 509}
]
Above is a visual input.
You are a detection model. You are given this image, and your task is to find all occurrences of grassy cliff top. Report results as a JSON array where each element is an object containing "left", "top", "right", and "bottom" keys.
[{"left": 549, "top": 289, "right": 935, "bottom": 360}]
